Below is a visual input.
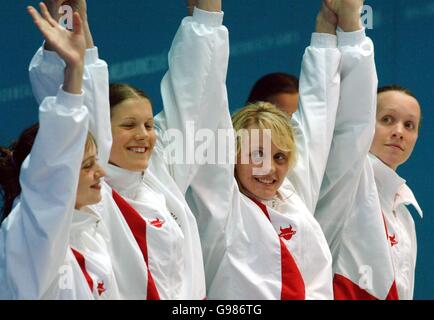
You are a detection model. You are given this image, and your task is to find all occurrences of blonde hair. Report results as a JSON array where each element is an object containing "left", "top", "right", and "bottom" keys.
[
  {"left": 84, "top": 132, "right": 97, "bottom": 154},
  {"left": 232, "top": 101, "right": 297, "bottom": 168}
]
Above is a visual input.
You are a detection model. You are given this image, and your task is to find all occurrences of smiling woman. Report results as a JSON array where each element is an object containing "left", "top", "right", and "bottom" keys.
[
  {"left": 232, "top": 102, "right": 296, "bottom": 201},
  {"left": 109, "top": 83, "right": 156, "bottom": 172}
]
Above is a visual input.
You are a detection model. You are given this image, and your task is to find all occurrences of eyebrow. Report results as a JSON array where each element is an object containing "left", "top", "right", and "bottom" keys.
[
  {"left": 379, "top": 108, "right": 418, "bottom": 119},
  {"left": 82, "top": 155, "right": 96, "bottom": 164}
]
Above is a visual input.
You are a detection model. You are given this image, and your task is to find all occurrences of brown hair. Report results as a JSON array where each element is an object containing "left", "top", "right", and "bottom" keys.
[
  {"left": 0, "top": 123, "right": 39, "bottom": 221},
  {"left": 247, "top": 73, "right": 299, "bottom": 105},
  {"left": 109, "top": 83, "right": 151, "bottom": 115}
]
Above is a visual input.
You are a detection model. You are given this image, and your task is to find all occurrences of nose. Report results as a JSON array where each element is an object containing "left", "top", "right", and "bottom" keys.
[
  {"left": 134, "top": 125, "right": 149, "bottom": 141},
  {"left": 94, "top": 163, "right": 107, "bottom": 179},
  {"left": 268, "top": 161, "right": 277, "bottom": 175},
  {"left": 254, "top": 157, "right": 276, "bottom": 176},
  {"left": 391, "top": 122, "right": 404, "bottom": 140}
]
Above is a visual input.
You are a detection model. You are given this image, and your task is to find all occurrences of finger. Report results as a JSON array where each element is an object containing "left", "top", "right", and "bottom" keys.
[
  {"left": 72, "top": 11, "right": 83, "bottom": 35},
  {"left": 323, "top": 0, "right": 333, "bottom": 10},
  {"left": 39, "top": 2, "right": 58, "bottom": 27},
  {"left": 27, "top": 5, "right": 42, "bottom": 23},
  {"left": 27, "top": 6, "right": 49, "bottom": 30}
]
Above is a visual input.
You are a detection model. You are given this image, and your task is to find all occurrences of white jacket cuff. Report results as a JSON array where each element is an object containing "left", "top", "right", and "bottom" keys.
[
  {"left": 84, "top": 47, "right": 99, "bottom": 65},
  {"left": 336, "top": 27, "right": 366, "bottom": 46},
  {"left": 56, "top": 86, "right": 84, "bottom": 108},
  {"left": 192, "top": 7, "right": 224, "bottom": 27},
  {"left": 311, "top": 33, "right": 338, "bottom": 48}
]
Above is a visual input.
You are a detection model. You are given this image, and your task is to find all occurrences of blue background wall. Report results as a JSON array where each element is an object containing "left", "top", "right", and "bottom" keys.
[{"left": 0, "top": 1, "right": 433, "bottom": 299}]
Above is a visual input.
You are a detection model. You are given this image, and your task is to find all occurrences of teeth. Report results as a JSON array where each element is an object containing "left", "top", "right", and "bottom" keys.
[
  {"left": 256, "top": 178, "right": 274, "bottom": 184},
  {"left": 129, "top": 147, "right": 146, "bottom": 153}
]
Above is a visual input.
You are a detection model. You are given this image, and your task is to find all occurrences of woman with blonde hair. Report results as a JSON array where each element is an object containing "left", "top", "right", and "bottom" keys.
[{"left": 182, "top": 0, "right": 364, "bottom": 298}]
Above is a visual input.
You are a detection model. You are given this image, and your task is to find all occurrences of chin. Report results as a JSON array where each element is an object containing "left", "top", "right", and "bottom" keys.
[
  {"left": 253, "top": 190, "right": 277, "bottom": 201},
  {"left": 127, "top": 161, "right": 148, "bottom": 172}
]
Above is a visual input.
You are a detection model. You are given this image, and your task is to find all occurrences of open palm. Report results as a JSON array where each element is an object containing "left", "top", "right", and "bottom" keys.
[{"left": 28, "top": 3, "right": 85, "bottom": 67}]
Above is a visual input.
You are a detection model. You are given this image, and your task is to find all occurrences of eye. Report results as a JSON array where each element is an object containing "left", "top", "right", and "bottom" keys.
[
  {"left": 381, "top": 115, "right": 393, "bottom": 125},
  {"left": 82, "top": 163, "right": 92, "bottom": 170},
  {"left": 121, "top": 122, "right": 135, "bottom": 129},
  {"left": 405, "top": 121, "right": 416, "bottom": 130},
  {"left": 145, "top": 121, "right": 154, "bottom": 130},
  {"left": 251, "top": 150, "right": 264, "bottom": 162},
  {"left": 274, "top": 152, "right": 288, "bottom": 163},
  {"left": 82, "top": 160, "right": 95, "bottom": 171}
]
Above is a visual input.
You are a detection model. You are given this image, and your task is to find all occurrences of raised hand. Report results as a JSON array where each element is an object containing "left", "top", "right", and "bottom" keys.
[
  {"left": 316, "top": 1, "right": 338, "bottom": 35},
  {"left": 28, "top": 3, "right": 85, "bottom": 94},
  {"left": 323, "top": 0, "right": 364, "bottom": 31},
  {"left": 28, "top": 3, "right": 85, "bottom": 66},
  {"left": 43, "top": 0, "right": 93, "bottom": 49}
]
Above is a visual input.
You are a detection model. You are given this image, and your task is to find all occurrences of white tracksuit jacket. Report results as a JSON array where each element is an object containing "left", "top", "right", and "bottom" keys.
[
  {"left": 314, "top": 28, "right": 421, "bottom": 300},
  {"left": 185, "top": 32, "right": 342, "bottom": 300},
  {"left": 370, "top": 154, "right": 422, "bottom": 300},
  {"left": 0, "top": 89, "right": 120, "bottom": 299},
  {"left": 28, "top": 8, "right": 228, "bottom": 299}
]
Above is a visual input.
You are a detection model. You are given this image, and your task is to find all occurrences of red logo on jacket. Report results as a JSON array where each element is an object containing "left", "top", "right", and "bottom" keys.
[
  {"left": 279, "top": 225, "right": 296, "bottom": 241},
  {"left": 97, "top": 281, "right": 106, "bottom": 296},
  {"left": 150, "top": 218, "right": 165, "bottom": 228},
  {"left": 389, "top": 234, "right": 398, "bottom": 247}
]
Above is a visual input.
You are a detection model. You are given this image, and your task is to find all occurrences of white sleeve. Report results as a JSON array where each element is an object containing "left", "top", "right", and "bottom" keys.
[
  {"left": 287, "top": 33, "right": 341, "bottom": 214},
  {"left": 29, "top": 47, "right": 112, "bottom": 168},
  {"left": 154, "top": 7, "right": 229, "bottom": 195},
  {"left": 0, "top": 88, "right": 89, "bottom": 299},
  {"left": 315, "top": 28, "right": 378, "bottom": 249}
]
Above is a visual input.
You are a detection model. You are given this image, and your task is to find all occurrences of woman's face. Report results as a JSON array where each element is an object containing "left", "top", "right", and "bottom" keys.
[
  {"left": 235, "top": 128, "right": 290, "bottom": 201},
  {"left": 76, "top": 140, "right": 106, "bottom": 210},
  {"left": 110, "top": 97, "right": 156, "bottom": 172},
  {"left": 370, "top": 91, "right": 421, "bottom": 170}
]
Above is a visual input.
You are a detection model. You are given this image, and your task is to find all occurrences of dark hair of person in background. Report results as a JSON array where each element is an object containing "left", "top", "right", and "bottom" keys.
[
  {"left": 247, "top": 73, "right": 299, "bottom": 115},
  {"left": 0, "top": 124, "right": 39, "bottom": 222}
]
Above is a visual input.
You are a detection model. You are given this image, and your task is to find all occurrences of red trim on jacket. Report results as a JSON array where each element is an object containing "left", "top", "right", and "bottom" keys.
[
  {"left": 334, "top": 274, "right": 399, "bottom": 300},
  {"left": 71, "top": 248, "right": 94, "bottom": 294},
  {"left": 112, "top": 189, "right": 160, "bottom": 300},
  {"left": 250, "top": 198, "right": 306, "bottom": 300}
]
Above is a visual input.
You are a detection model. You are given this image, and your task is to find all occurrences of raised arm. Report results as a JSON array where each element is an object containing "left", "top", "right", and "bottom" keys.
[
  {"left": 287, "top": 2, "right": 341, "bottom": 214},
  {"left": 29, "top": 0, "right": 111, "bottom": 168},
  {"left": 0, "top": 3, "right": 89, "bottom": 299},
  {"left": 153, "top": 0, "right": 228, "bottom": 194},
  {"left": 315, "top": 0, "right": 377, "bottom": 249}
]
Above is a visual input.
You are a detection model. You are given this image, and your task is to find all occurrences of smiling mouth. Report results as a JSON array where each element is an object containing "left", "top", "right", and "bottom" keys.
[
  {"left": 254, "top": 177, "right": 277, "bottom": 185},
  {"left": 127, "top": 147, "right": 148, "bottom": 154},
  {"left": 90, "top": 182, "right": 101, "bottom": 190}
]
